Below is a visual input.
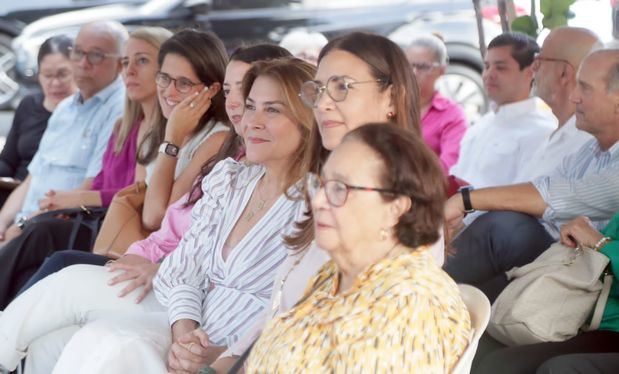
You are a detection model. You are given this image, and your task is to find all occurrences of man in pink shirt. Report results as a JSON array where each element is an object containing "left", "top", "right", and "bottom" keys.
[{"left": 405, "top": 34, "right": 468, "bottom": 174}]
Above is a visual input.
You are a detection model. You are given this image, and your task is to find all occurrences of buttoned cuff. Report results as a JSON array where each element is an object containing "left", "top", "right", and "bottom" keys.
[{"left": 167, "top": 285, "right": 203, "bottom": 326}]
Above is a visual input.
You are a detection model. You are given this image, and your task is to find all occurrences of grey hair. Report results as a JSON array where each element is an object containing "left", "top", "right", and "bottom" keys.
[
  {"left": 407, "top": 34, "right": 448, "bottom": 65},
  {"left": 106, "top": 21, "right": 129, "bottom": 54},
  {"left": 608, "top": 61, "right": 619, "bottom": 93},
  {"left": 83, "top": 21, "right": 129, "bottom": 54}
]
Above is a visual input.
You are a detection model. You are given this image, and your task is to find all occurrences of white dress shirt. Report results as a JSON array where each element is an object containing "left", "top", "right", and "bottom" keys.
[
  {"left": 450, "top": 97, "right": 557, "bottom": 188},
  {"left": 514, "top": 115, "right": 593, "bottom": 182}
]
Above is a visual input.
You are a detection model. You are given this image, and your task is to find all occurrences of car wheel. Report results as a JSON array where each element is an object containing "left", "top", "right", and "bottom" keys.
[
  {"left": 436, "top": 63, "right": 488, "bottom": 125},
  {"left": 0, "top": 33, "right": 19, "bottom": 111}
]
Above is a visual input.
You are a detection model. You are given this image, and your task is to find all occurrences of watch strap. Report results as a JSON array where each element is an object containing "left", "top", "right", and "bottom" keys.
[
  {"left": 461, "top": 187, "right": 475, "bottom": 214},
  {"left": 159, "top": 142, "right": 180, "bottom": 158}
]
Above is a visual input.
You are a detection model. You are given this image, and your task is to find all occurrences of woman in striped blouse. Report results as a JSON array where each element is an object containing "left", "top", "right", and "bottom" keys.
[{"left": 0, "top": 57, "right": 318, "bottom": 373}]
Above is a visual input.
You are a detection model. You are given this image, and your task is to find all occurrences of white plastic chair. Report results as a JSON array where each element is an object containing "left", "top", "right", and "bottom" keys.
[{"left": 451, "top": 284, "right": 491, "bottom": 374}]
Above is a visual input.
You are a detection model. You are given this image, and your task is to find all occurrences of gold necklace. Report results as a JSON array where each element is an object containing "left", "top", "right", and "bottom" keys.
[{"left": 244, "top": 178, "right": 277, "bottom": 222}]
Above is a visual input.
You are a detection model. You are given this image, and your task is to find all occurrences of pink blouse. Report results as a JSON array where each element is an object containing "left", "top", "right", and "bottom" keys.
[
  {"left": 124, "top": 194, "right": 192, "bottom": 262},
  {"left": 421, "top": 92, "right": 468, "bottom": 174}
]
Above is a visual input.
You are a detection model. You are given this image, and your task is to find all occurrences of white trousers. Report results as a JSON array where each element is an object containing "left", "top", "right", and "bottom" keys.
[{"left": 0, "top": 264, "right": 165, "bottom": 373}]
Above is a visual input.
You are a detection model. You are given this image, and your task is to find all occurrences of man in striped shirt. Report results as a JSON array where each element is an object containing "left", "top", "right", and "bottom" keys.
[{"left": 443, "top": 49, "right": 619, "bottom": 301}]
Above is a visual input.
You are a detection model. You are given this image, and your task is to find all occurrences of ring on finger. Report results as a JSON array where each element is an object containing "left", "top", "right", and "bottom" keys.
[{"left": 187, "top": 342, "right": 196, "bottom": 353}]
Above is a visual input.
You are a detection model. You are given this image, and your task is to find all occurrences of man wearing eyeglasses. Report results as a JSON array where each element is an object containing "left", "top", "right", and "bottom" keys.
[
  {"left": 444, "top": 49, "right": 619, "bottom": 302},
  {"left": 0, "top": 21, "right": 127, "bottom": 242},
  {"left": 449, "top": 32, "right": 557, "bottom": 190},
  {"left": 405, "top": 34, "right": 468, "bottom": 175},
  {"left": 514, "top": 27, "right": 602, "bottom": 182}
]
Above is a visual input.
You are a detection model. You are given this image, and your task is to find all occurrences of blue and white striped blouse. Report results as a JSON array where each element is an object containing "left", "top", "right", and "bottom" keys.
[
  {"left": 153, "top": 158, "right": 304, "bottom": 348},
  {"left": 533, "top": 139, "right": 619, "bottom": 239}
]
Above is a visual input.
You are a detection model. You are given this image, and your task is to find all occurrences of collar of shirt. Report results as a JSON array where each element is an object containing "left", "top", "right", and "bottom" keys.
[
  {"left": 491, "top": 97, "right": 544, "bottom": 121},
  {"left": 546, "top": 114, "right": 578, "bottom": 143},
  {"left": 428, "top": 91, "right": 451, "bottom": 112},
  {"left": 71, "top": 77, "right": 124, "bottom": 107}
]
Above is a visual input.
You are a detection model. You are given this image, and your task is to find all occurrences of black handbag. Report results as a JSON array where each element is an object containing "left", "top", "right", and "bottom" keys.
[{"left": 24, "top": 206, "right": 108, "bottom": 250}]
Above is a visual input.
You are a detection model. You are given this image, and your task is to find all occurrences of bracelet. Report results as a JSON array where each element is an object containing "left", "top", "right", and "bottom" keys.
[{"left": 593, "top": 236, "right": 611, "bottom": 252}]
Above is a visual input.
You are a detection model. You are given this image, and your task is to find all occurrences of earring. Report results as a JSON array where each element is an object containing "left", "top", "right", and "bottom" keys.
[
  {"left": 386, "top": 111, "right": 395, "bottom": 119},
  {"left": 380, "top": 228, "right": 389, "bottom": 241}
]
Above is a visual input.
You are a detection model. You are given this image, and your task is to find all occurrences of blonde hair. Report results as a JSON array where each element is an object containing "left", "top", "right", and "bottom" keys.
[{"left": 114, "top": 27, "right": 172, "bottom": 165}]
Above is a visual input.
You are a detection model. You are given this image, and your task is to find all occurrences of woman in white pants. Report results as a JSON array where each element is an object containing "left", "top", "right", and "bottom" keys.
[{"left": 0, "top": 57, "right": 319, "bottom": 374}]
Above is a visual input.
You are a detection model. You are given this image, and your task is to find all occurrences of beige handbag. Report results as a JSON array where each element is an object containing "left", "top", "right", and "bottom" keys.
[
  {"left": 487, "top": 242, "right": 613, "bottom": 346},
  {"left": 92, "top": 181, "right": 153, "bottom": 259}
]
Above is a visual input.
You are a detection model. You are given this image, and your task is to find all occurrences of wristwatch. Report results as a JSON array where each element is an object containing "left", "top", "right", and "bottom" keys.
[
  {"left": 459, "top": 186, "right": 475, "bottom": 214},
  {"left": 16, "top": 216, "right": 28, "bottom": 229},
  {"left": 159, "top": 142, "right": 180, "bottom": 158}
]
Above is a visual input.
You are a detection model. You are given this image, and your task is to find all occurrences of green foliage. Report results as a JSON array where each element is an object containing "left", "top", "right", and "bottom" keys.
[
  {"left": 510, "top": 0, "right": 576, "bottom": 37},
  {"left": 512, "top": 15, "right": 538, "bottom": 37}
]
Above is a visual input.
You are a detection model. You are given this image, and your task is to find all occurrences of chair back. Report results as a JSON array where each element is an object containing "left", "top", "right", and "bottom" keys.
[{"left": 451, "top": 284, "right": 491, "bottom": 374}]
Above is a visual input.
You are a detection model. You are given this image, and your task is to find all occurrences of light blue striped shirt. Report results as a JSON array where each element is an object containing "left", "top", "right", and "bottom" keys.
[
  {"left": 19, "top": 78, "right": 125, "bottom": 219},
  {"left": 533, "top": 138, "right": 619, "bottom": 239}
]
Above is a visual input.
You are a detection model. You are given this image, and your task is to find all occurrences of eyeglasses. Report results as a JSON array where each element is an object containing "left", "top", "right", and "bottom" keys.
[
  {"left": 39, "top": 69, "right": 72, "bottom": 82},
  {"left": 69, "top": 47, "right": 120, "bottom": 65},
  {"left": 532, "top": 53, "right": 574, "bottom": 71},
  {"left": 306, "top": 173, "right": 399, "bottom": 207},
  {"left": 299, "top": 75, "right": 382, "bottom": 108},
  {"left": 410, "top": 62, "right": 441, "bottom": 73},
  {"left": 155, "top": 71, "right": 203, "bottom": 93}
]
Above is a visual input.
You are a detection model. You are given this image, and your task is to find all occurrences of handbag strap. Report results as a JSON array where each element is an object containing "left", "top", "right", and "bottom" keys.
[{"left": 583, "top": 273, "right": 614, "bottom": 331}]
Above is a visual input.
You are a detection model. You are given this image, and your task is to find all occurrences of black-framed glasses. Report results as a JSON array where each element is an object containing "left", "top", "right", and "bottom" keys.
[
  {"left": 532, "top": 53, "right": 574, "bottom": 71},
  {"left": 299, "top": 75, "right": 382, "bottom": 108},
  {"left": 306, "top": 173, "right": 399, "bottom": 207},
  {"left": 410, "top": 62, "right": 441, "bottom": 73},
  {"left": 68, "top": 47, "right": 120, "bottom": 65},
  {"left": 155, "top": 71, "right": 203, "bottom": 93}
]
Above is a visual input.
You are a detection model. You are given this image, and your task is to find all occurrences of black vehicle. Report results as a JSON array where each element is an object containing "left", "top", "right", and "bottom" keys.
[{"left": 10, "top": 0, "right": 502, "bottom": 120}]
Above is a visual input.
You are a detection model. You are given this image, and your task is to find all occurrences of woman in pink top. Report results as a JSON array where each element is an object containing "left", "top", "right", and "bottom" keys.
[
  {"left": 13, "top": 44, "right": 293, "bottom": 303},
  {"left": 405, "top": 34, "right": 468, "bottom": 174}
]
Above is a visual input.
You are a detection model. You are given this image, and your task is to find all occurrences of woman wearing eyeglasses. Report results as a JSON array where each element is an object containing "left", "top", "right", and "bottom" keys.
[
  {"left": 0, "top": 36, "right": 77, "bottom": 206},
  {"left": 405, "top": 34, "right": 468, "bottom": 175},
  {"left": 0, "top": 57, "right": 318, "bottom": 374},
  {"left": 0, "top": 27, "right": 175, "bottom": 309},
  {"left": 209, "top": 31, "right": 450, "bottom": 372},
  {"left": 246, "top": 124, "right": 471, "bottom": 372}
]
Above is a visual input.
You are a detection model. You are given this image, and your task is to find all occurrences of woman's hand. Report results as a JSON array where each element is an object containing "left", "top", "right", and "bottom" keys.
[
  {"left": 168, "top": 326, "right": 210, "bottom": 374},
  {"left": 560, "top": 216, "right": 604, "bottom": 249},
  {"left": 38, "top": 190, "right": 81, "bottom": 211},
  {"left": 106, "top": 254, "right": 160, "bottom": 303},
  {"left": 165, "top": 86, "right": 216, "bottom": 145}
]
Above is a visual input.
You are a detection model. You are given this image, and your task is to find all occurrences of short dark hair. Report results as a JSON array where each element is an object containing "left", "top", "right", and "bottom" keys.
[
  {"left": 344, "top": 123, "right": 445, "bottom": 248},
  {"left": 488, "top": 32, "right": 539, "bottom": 70},
  {"left": 230, "top": 44, "right": 292, "bottom": 63},
  {"left": 37, "top": 35, "right": 73, "bottom": 68}
]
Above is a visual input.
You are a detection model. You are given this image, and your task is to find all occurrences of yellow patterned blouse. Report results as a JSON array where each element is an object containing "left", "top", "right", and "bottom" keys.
[{"left": 246, "top": 250, "right": 472, "bottom": 373}]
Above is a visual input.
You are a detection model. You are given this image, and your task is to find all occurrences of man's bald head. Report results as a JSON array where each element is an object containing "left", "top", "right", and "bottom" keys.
[
  {"left": 570, "top": 49, "right": 619, "bottom": 147},
  {"left": 542, "top": 27, "right": 602, "bottom": 71},
  {"left": 533, "top": 27, "right": 602, "bottom": 120}
]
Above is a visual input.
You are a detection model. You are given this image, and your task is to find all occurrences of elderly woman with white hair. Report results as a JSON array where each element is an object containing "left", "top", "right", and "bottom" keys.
[{"left": 405, "top": 34, "right": 468, "bottom": 175}]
